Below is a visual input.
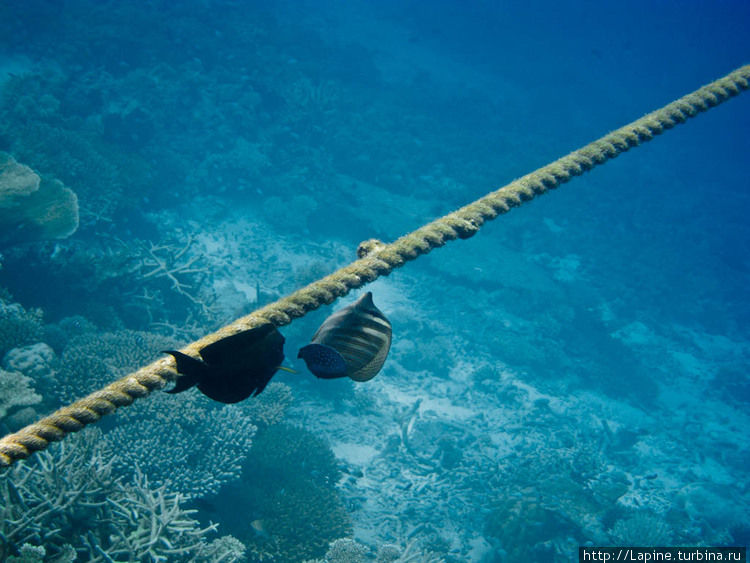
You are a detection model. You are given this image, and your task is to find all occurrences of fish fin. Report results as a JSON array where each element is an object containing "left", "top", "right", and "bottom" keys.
[
  {"left": 199, "top": 324, "right": 278, "bottom": 365},
  {"left": 162, "top": 350, "right": 206, "bottom": 394},
  {"left": 297, "top": 343, "right": 348, "bottom": 379}
]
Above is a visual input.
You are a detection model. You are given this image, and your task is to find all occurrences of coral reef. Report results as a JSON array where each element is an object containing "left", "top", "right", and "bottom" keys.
[
  {"left": 219, "top": 423, "right": 351, "bottom": 561},
  {"left": 41, "top": 327, "right": 260, "bottom": 498},
  {"left": 105, "top": 394, "right": 257, "bottom": 499},
  {"left": 52, "top": 329, "right": 179, "bottom": 404},
  {"left": 248, "top": 422, "right": 341, "bottom": 487},
  {"left": 0, "top": 3, "right": 746, "bottom": 560},
  {"left": 0, "top": 152, "right": 78, "bottom": 246},
  {"left": 303, "top": 537, "right": 446, "bottom": 563},
  {"left": 0, "top": 428, "right": 244, "bottom": 562}
]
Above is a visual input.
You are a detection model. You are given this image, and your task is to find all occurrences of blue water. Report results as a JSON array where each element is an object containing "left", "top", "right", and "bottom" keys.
[{"left": 1, "top": 1, "right": 748, "bottom": 561}]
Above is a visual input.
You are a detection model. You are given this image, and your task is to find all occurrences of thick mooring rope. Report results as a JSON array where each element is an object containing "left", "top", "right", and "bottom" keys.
[{"left": 1, "top": 65, "right": 748, "bottom": 468}]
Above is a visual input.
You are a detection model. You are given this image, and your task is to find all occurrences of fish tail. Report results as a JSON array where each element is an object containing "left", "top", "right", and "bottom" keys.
[{"left": 162, "top": 350, "right": 206, "bottom": 394}]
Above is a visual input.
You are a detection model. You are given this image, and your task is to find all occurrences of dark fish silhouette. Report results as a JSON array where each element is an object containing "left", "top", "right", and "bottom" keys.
[
  {"left": 298, "top": 291, "right": 391, "bottom": 381},
  {"left": 163, "top": 324, "right": 285, "bottom": 403}
]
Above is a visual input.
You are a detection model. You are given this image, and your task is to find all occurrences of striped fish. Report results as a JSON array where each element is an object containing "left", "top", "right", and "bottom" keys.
[{"left": 298, "top": 291, "right": 392, "bottom": 382}]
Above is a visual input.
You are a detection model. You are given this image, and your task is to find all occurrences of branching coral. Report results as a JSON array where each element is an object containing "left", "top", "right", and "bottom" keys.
[
  {"left": 249, "top": 422, "right": 341, "bottom": 487},
  {"left": 135, "top": 235, "right": 212, "bottom": 313},
  {"left": 0, "top": 429, "right": 244, "bottom": 562},
  {"left": 83, "top": 468, "right": 220, "bottom": 561}
]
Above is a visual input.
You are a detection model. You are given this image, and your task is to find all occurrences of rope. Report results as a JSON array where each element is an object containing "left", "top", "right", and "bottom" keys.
[{"left": 1, "top": 65, "right": 748, "bottom": 468}]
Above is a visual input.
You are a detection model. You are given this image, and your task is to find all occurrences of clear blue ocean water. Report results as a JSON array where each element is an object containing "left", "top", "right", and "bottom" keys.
[{"left": 0, "top": 1, "right": 748, "bottom": 561}]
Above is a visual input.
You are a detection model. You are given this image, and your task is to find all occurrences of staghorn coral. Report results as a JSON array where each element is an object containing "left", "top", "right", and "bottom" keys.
[
  {"left": 0, "top": 368, "right": 41, "bottom": 420},
  {"left": 0, "top": 428, "right": 244, "bottom": 562},
  {"left": 134, "top": 234, "right": 214, "bottom": 315}
]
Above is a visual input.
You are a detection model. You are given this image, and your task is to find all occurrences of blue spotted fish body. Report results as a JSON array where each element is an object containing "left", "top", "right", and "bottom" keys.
[{"left": 298, "top": 291, "right": 392, "bottom": 382}]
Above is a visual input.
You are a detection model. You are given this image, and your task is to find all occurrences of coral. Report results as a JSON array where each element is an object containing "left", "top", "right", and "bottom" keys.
[
  {"left": 0, "top": 152, "right": 78, "bottom": 246},
  {"left": 609, "top": 511, "right": 673, "bottom": 546},
  {"left": 135, "top": 234, "right": 213, "bottom": 313},
  {"left": 483, "top": 426, "right": 624, "bottom": 560},
  {"left": 248, "top": 422, "right": 341, "bottom": 487},
  {"left": 7, "top": 543, "right": 76, "bottom": 563},
  {"left": 241, "top": 381, "right": 294, "bottom": 428},
  {"left": 105, "top": 394, "right": 257, "bottom": 499},
  {"left": 0, "top": 72, "right": 138, "bottom": 225},
  {"left": 246, "top": 478, "right": 352, "bottom": 561},
  {"left": 0, "top": 298, "right": 43, "bottom": 358},
  {"left": 375, "top": 540, "right": 446, "bottom": 563},
  {"left": 83, "top": 468, "right": 218, "bottom": 561},
  {"left": 48, "top": 326, "right": 262, "bottom": 499},
  {"left": 43, "top": 315, "right": 98, "bottom": 353},
  {"left": 221, "top": 423, "right": 351, "bottom": 561},
  {"left": 0, "top": 428, "right": 240, "bottom": 561},
  {"left": 200, "top": 535, "right": 248, "bottom": 563},
  {"left": 53, "top": 329, "right": 180, "bottom": 404},
  {"left": 320, "top": 538, "right": 369, "bottom": 563},
  {"left": 302, "top": 538, "right": 446, "bottom": 563},
  {"left": 2, "top": 343, "right": 56, "bottom": 385},
  {"left": 0, "top": 368, "right": 41, "bottom": 420}
]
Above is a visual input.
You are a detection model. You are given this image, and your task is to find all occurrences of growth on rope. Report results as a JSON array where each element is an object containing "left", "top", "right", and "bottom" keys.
[{"left": 1, "top": 64, "right": 748, "bottom": 468}]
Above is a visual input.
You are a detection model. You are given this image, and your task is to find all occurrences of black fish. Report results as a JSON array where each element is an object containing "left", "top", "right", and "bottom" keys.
[
  {"left": 163, "top": 324, "right": 285, "bottom": 403},
  {"left": 298, "top": 291, "right": 391, "bottom": 382}
]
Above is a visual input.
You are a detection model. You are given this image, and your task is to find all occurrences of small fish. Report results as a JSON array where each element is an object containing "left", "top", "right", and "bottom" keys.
[
  {"left": 250, "top": 519, "right": 268, "bottom": 538},
  {"left": 163, "top": 324, "right": 287, "bottom": 403},
  {"left": 298, "top": 291, "right": 391, "bottom": 381}
]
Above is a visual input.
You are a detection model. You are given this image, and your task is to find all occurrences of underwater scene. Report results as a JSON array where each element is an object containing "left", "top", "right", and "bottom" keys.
[{"left": 1, "top": 1, "right": 749, "bottom": 561}]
